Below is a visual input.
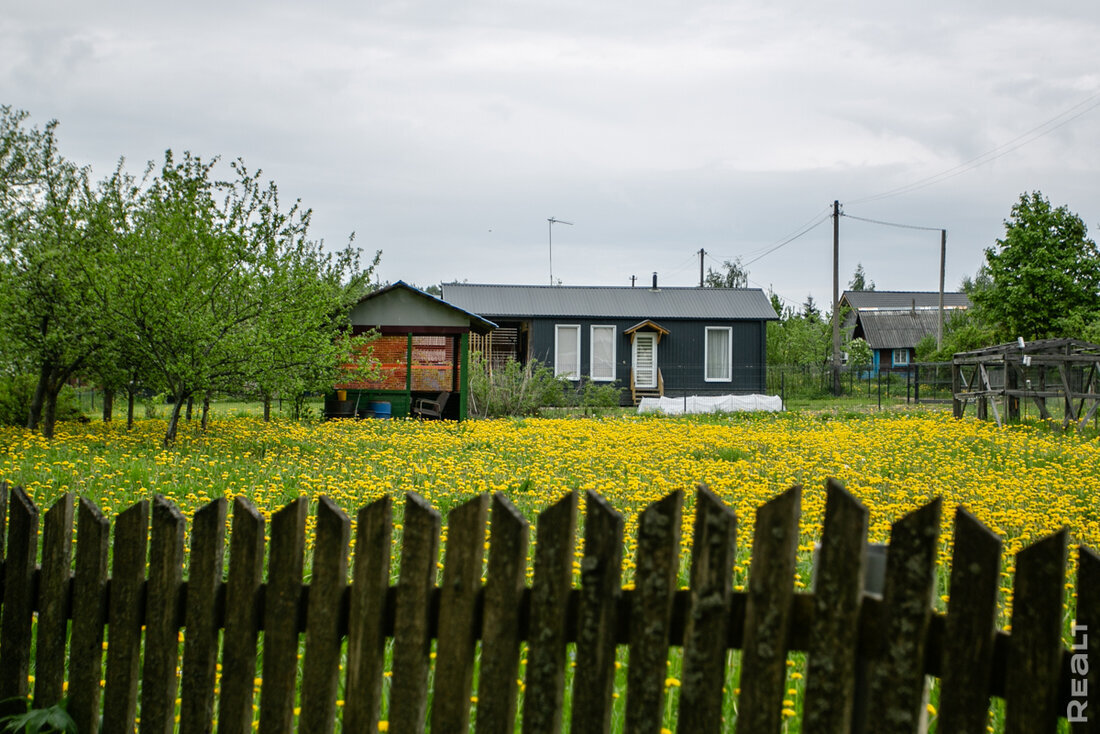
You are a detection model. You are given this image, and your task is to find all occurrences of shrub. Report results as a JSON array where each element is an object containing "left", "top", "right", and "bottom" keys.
[
  {"left": 469, "top": 354, "right": 570, "bottom": 417},
  {"left": 0, "top": 374, "right": 82, "bottom": 427}
]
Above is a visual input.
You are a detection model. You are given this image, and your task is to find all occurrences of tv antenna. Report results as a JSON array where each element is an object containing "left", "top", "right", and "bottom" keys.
[{"left": 547, "top": 217, "right": 573, "bottom": 285}]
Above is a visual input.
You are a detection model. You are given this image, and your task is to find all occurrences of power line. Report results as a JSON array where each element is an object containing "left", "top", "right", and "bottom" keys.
[
  {"left": 848, "top": 89, "right": 1100, "bottom": 205},
  {"left": 842, "top": 212, "right": 944, "bottom": 233},
  {"left": 743, "top": 213, "right": 832, "bottom": 267}
]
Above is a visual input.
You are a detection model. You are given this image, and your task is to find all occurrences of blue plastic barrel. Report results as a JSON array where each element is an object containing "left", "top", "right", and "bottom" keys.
[{"left": 369, "top": 401, "right": 392, "bottom": 419}]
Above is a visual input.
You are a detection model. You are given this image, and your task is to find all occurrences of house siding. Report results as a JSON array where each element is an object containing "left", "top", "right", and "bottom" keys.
[{"left": 526, "top": 317, "right": 767, "bottom": 395}]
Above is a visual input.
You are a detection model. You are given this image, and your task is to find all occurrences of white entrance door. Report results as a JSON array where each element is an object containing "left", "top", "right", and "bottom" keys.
[{"left": 633, "top": 333, "right": 657, "bottom": 389}]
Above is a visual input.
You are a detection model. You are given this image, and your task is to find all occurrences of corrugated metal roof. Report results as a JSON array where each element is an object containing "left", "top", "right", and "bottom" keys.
[
  {"left": 842, "top": 290, "right": 971, "bottom": 311},
  {"left": 441, "top": 283, "right": 779, "bottom": 320},
  {"left": 857, "top": 310, "right": 944, "bottom": 349}
]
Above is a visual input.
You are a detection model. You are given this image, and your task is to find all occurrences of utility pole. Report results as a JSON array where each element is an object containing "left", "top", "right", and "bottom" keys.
[
  {"left": 699, "top": 248, "right": 705, "bottom": 287},
  {"left": 547, "top": 217, "right": 573, "bottom": 285},
  {"left": 937, "top": 229, "right": 947, "bottom": 349},
  {"left": 832, "top": 200, "right": 841, "bottom": 396}
]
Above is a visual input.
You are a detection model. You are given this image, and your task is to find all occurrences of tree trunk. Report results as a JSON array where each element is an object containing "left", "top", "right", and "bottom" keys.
[
  {"left": 27, "top": 363, "right": 50, "bottom": 430},
  {"left": 186, "top": 395, "right": 194, "bottom": 421},
  {"left": 164, "top": 395, "right": 188, "bottom": 446},
  {"left": 103, "top": 387, "right": 114, "bottom": 422},
  {"left": 263, "top": 394, "right": 272, "bottom": 422},
  {"left": 127, "top": 388, "right": 136, "bottom": 430},
  {"left": 42, "top": 389, "right": 58, "bottom": 440},
  {"left": 201, "top": 392, "right": 211, "bottom": 431}
]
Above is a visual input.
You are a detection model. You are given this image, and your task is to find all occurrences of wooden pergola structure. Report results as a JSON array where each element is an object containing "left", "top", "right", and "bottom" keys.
[{"left": 952, "top": 338, "right": 1100, "bottom": 430}]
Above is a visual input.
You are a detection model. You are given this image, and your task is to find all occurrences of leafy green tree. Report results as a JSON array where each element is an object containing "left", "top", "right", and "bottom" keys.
[
  {"left": 845, "top": 337, "right": 873, "bottom": 367},
  {"left": 848, "top": 263, "right": 875, "bottom": 291},
  {"left": 801, "top": 294, "right": 821, "bottom": 322},
  {"left": 93, "top": 151, "right": 377, "bottom": 445},
  {"left": 703, "top": 258, "right": 749, "bottom": 288},
  {"left": 0, "top": 106, "right": 107, "bottom": 438},
  {"left": 973, "top": 192, "right": 1100, "bottom": 340}
]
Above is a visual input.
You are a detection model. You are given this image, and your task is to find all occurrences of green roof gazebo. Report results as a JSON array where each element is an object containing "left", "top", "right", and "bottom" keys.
[{"left": 326, "top": 281, "right": 496, "bottom": 420}]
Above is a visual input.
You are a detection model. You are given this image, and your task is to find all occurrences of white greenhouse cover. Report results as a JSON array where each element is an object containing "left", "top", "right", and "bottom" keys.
[{"left": 636, "top": 394, "right": 784, "bottom": 415}]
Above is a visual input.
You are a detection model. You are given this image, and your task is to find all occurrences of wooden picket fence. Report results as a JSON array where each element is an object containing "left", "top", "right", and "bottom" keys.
[{"left": 0, "top": 478, "right": 1097, "bottom": 734}]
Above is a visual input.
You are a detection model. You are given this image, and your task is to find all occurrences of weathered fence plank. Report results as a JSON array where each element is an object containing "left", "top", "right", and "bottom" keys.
[
  {"left": 737, "top": 484, "right": 802, "bottom": 734},
  {"left": 476, "top": 492, "right": 531, "bottom": 734},
  {"left": 218, "top": 497, "right": 266, "bottom": 734},
  {"left": 0, "top": 482, "right": 1097, "bottom": 732},
  {"left": 102, "top": 499, "right": 151, "bottom": 734},
  {"left": 433, "top": 493, "right": 491, "bottom": 732},
  {"left": 299, "top": 496, "right": 351, "bottom": 734},
  {"left": 343, "top": 496, "right": 392, "bottom": 734},
  {"left": 258, "top": 497, "right": 308, "bottom": 734},
  {"left": 33, "top": 493, "right": 74, "bottom": 708},
  {"left": 1073, "top": 546, "right": 1099, "bottom": 734},
  {"left": 864, "top": 497, "right": 941, "bottom": 734},
  {"left": 180, "top": 498, "right": 228, "bottom": 734},
  {"left": 0, "top": 486, "right": 37, "bottom": 717},
  {"left": 1004, "top": 529, "right": 1069, "bottom": 734},
  {"left": 571, "top": 490, "right": 624, "bottom": 734},
  {"left": 803, "top": 479, "right": 868, "bottom": 734},
  {"left": 389, "top": 492, "right": 442, "bottom": 733},
  {"left": 68, "top": 498, "right": 110, "bottom": 734},
  {"left": 677, "top": 486, "right": 736, "bottom": 734},
  {"left": 522, "top": 491, "right": 578, "bottom": 734},
  {"left": 938, "top": 508, "right": 1001, "bottom": 733},
  {"left": 140, "top": 496, "right": 186, "bottom": 734},
  {"left": 625, "top": 490, "right": 682, "bottom": 734}
]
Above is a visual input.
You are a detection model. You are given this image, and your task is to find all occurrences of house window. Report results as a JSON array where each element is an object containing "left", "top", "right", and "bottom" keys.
[
  {"left": 590, "top": 325, "right": 616, "bottom": 381},
  {"left": 555, "top": 324, "right": 581, "bottom": 379},
  {"left": 705, "top": 327, "right": 732, "bottom": 382},
  {"left": 893, "top": 348, "right": 910, "bottom": 366}
]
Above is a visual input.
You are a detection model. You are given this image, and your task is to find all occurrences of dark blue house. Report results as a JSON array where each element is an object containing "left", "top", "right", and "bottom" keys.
[{"left": 442, "top": 280, "right": 778, "bottom": 404}]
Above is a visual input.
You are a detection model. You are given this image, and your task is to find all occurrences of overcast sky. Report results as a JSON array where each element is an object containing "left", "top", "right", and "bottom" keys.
[{"left": 4, "top": 1, "right": 1098, "bottom": 312}]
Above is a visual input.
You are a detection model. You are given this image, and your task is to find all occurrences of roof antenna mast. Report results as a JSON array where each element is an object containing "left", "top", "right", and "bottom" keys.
[{"left": 548, "top": 217, "right": 573, "bottom": 285}]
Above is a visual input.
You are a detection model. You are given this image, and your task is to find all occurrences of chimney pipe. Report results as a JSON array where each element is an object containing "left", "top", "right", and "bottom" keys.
[{"left": 652, "top": 272, "right": 658, "bottom": 290}]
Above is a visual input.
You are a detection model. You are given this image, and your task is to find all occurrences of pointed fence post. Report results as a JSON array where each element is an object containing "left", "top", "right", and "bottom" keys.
[
  {"left": 299, "top": 496, "right": 351, "bottom": 734},
  {"left": 343, "top": 497, "right": 392, "bottom": 734},
  {"left": 179, "top": 498, "right": 228, "bottom": 734},
  {"left": 219, "top": 497, "right": 266, "bottom": 734},
  {"left": 1004, "top": 529, "right": 1069, "bottom": 734},
  {"left": 937, "top": 508, "right": 1001, "bottom": 732},
  {"left": 677, "top": 486, "right": 736, "bottom": 734},
  {"left": 522, "top": 492, "right": 578, "bottom": 734},
  {"left": 68, "top": 498, "right": 110, "bottom": 734},
  {"left": 141, "top": 496, "right": 187, "bottom": 734},
  {"left": 103, "top": 500, "right": 151, "bottom": 734},
  {"left": 625, "top": 490, "right": 682, "bottom": 734},
  {"left": 476, "top": 493, "right": 530, "bottom": 734},
  {"left": 864, "top": 498, "right": 941, "bottom": 733},
  {"left": 571, "top": 491, "right": 624, "bottom": 734},
  {"left": 0, "top": 487, "right": 38, "bottom": 717},
  {"left": 389, "top": 492, "right": 442, "bottom": 733},
  {"left": 432, "top": 493, "right": 490, "bottom": 732},
  {"left": 803, "top": 480, "right": 868, "bottom": 733},
  {"left": 34, "top": 493, "right": 74, "bottom": 708},
  {"left": 736, "top": 485, "right": 801, "bottom": 733},
  {"left": 259, "top": 497, "right": 308, "bottom": 734}
]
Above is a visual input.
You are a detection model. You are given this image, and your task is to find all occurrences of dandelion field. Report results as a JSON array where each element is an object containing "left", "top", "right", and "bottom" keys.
[{"left": 1, "top": 410, "right": 1098, "bottom": 731}]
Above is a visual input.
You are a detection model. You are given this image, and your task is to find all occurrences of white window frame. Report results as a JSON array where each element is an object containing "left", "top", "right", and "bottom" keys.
[
  {"left": 704, "top": 326, "right": 733, "bottom": 382},
  {"left": 554, "top": 324, "right": 582, "bottom": 379},
  {"left": 589, "top": 325, "right": 617, "bottom": 382},
  {"left": 892, "top": 348, "right": 910, "bottom": 367}
]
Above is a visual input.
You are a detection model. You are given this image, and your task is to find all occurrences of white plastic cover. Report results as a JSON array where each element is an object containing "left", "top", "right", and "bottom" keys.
[{"left": 636, "top": 394, "right": 784, "bottom": 415}]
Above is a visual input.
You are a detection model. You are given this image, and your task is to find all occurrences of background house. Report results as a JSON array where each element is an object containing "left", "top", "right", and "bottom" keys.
[
  {"left": 841, "top": 290, "right": 971, "bottom": 373},
  {"left": 329, "top": 281, "right": 496, "bottom": 420},
  {"left": 443, "top": 280, "right": 778, "bottom": 404}
]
